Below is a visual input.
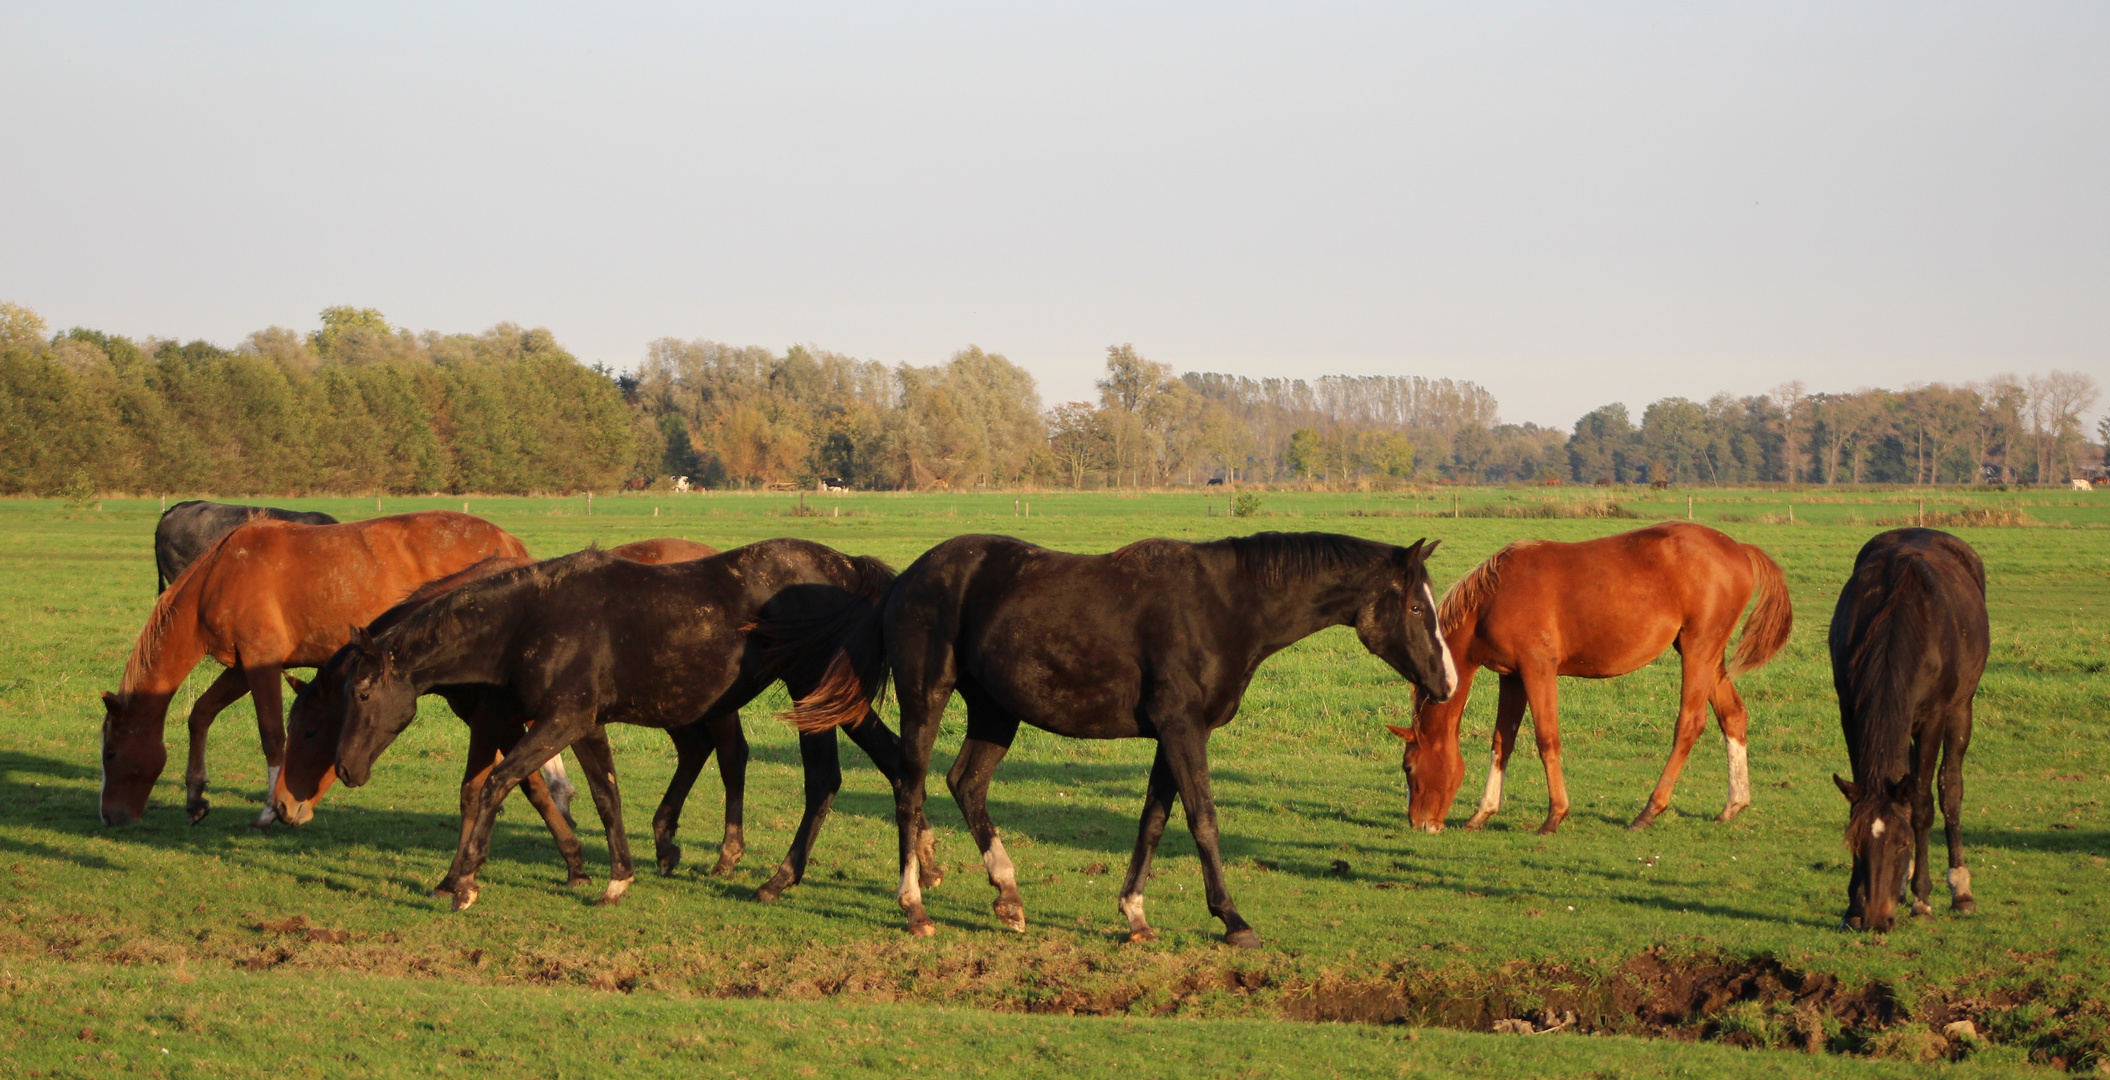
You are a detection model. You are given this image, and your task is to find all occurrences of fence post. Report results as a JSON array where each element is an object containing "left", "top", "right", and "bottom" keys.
[{"left": 1687, "top": 495, "right": 1693, "bottom": 521}]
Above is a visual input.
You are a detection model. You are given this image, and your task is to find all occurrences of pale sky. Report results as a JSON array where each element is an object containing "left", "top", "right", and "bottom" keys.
[{"left": 4, "top": 3, "right": 2106, "bottom": 427}]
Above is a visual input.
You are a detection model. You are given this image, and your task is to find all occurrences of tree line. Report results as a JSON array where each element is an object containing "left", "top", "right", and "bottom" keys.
[{"left": 1, "top": 300, "right": 2101, "bottom": 495}]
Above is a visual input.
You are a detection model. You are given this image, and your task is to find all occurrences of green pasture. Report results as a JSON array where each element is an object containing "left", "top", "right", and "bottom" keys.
[{"left": 0, "top": 486, "right": 2103, "bottom": 1076}]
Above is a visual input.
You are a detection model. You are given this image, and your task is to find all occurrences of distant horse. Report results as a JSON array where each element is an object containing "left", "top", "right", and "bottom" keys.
[
  {"left": 100, "top": 511, "right": 528, "bottom": 827},
  {"left": 1389, "top": 523, "right": 1792, "bottom": 834},
  {"left": 332, "top": 540, "right": 933, "bottom": 910},
  {"left": 788, "top": 532, "right": 1456, "bottom": 948},
  {"left": 1829, "top": 528, "right": 1987, "bottom": 932},
  {"left": 273, "top": 538, "right": 804, "bottom": 894},
  {"left": 154, "top": 500, "right": 338, "bottom": 593}
]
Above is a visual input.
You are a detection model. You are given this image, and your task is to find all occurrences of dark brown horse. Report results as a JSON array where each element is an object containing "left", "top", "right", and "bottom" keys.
[
  {"left": 788, "top": 532, "right": 1455, "bottom": 948},
  {"left": 272, "top": 539, "right": 725, "bottom": 895},
  {"left": 331, "top": 540, "right": 933, "bottom": 910},
  {"left": 1390, "top": 522, "right": 1792, "bottom": 834},
  {"left": 99, "top": 511, "right": 529, "bottom": 827},
  {"left": 1829, "top": 528, "right": 1986, "bottom": 932}
]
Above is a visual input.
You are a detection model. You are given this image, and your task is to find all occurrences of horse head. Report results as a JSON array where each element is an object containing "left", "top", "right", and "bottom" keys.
[
  {"left": 333, "top": 625, "right": 419, "bottom": 789},
  {"left": 98, "top": 689, "right": 167, "bottom": 825},
  {"left": 1352, "top": 538, "right": 1456, "bottom": 705},
  {"left": 272, "top": 661, "right": 347, "bottom": 825},
  {"left": 1836, "top": 774, "right": 1915, "bottom": 932}
]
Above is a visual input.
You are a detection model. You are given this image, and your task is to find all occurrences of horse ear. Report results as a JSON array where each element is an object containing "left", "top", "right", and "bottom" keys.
[
  {"left": 1418, "top": 538, "right": 1441, "bottom": 562},
  {"left": 1832, "top": 774, "right": 1860, "bottom": 802},
  {"left": 1385, "top": 723, "right": 1415, "bottom": 744},
  {"left": 350, "top": 624, "right": 378, "bottom": 659},
  {"left": 1886, "top": 777, "right": 1914, "bottom": 804},
  {"left": 100, "top": 690, "right": 122, "bottom": 714}
]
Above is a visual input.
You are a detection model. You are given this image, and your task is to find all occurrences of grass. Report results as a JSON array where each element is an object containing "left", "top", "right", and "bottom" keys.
[{"left": 0, "top": 486, "right": 2104, "bottom": 1074}]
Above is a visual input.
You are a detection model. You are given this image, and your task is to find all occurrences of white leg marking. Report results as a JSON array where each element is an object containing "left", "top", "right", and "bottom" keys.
[
  {"left": 600, "top": 876, "right": 632, "bottom": 903},
  {"left": 1476, "top": 747, "right": 1505, "bottom": 815},
  {"left": 1948, "top": 867, "right": 1972, "bottom": 898},
  {"left": 1725, "top": 738, "right": 1750, "bottom": 809},
  {"left": 899, "top": 853, "right": 924, "bottom": 911},
  {"left": 252, "top": 766, "right": 281, "bottom": 826},
  {"left": 982, "top": 837, "right": 1017, "bottom": 889},
  {"left": 1118, "top": 891, "right": 1147, "bottom": 931},
  {"left": 541, "top": 755, "right": 575, "bottom": 818}
]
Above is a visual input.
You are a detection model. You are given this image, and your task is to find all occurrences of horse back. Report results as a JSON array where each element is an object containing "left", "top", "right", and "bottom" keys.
[{"left": 1829, "top": 529, "right": 1988, "bottom": 761}]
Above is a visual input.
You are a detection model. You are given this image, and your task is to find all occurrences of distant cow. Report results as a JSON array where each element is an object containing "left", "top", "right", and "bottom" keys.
[
  {"left": 2073, "top": 479, "right": 2093, "bottom": 492},
  {"left": 154, "top": 501, "right": 339, "bottom": 593},
  {"left": 671, "top": 476, "right": 692, "bottom": 493},
  {"left": 1206, "top": 477, "right": 1226, "bottom": 486},
  {"left": 819, "top": 477, "right": 850, "bottom": 493}
]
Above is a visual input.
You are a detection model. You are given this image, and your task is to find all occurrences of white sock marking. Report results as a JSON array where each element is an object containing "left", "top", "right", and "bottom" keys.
[
  {"left": 899, "top": 853, "right": 923, "bottom": 911},
  {"left": 1725, "top": 738, "right": 1750, "bottom": 808},
  {"left": 252, "top": 766, "right": 281, "bottom": 825},
  {"left": 601, "top": 877, "right": 632, "bottom": 903},
  {"left": 1948, "top": 866, "right": 1972, "bottom": 898},
  {"left": 1477, "top": 748, "right": 1505, "bottom": 815},
  {"left": 982, "top": 837, "right": 1017, "bottom": 889},
  {"left": 1118, "top": 891, "right": 1147, "bottom": 931}
]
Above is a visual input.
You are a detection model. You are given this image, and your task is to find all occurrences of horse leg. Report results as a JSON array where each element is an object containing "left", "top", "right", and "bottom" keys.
[
  {"left": 445, "top": 704, "right": 593, "bottom": 912},
  {"left": 1909, "top": 764, "right": 1936, "bottom": 918},
  {"left": 1709, "top": 678, "right": 1753, "bottom": 823},
  {"left": 891, "top": 683, "right": 951, "bottom": 937},
  {"left": 1463, "top": 675, "right": 1526, "bottom": 831},
  {"left": 1941, "top": 708, "right": 1976, "bottom": 913},
  {"left": 1117, "top": 746, "right": 1179, "bottom": 943},
  {"left": 1518, "top": 666, "right": 1570, "bottom": 835},
  {"left": 650, "top": 718, "right": 717, "bottom": 877},
  {"left": 1631, "top": 649, "right": 1720, "bottom": 830},
  {"left": 1159, "top": 721, "right": 1257, "bottom": 949},
  {"left": 243, "top": 662, "right": 286, "bottom": 828},
  {"left": 537, "top": 753, "right": 577, "bottom": 829},
  {"left": 566, "top": 727, "right": 635, "bottom": 904},
  {"left": 844, "top": 711, "right": 941, "bottom": 889},
  {"left": 709, "top": 712, "right": 748, "bottom": 876},
  {"left": 463, "top": 694, "right": 593, "bottom": 890},
  {"left": 757, "top": 729, "right": 841, "bottom": 903},
  {"left": 183, "top": 667, "right": 250, "bottom": 825},
  {"left": 945, "top": 722, "right": 1022, "bottom": 931}
]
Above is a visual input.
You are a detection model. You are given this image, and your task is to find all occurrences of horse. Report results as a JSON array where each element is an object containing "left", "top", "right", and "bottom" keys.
[
  {"left": 1828, "top": 528, "right": 1987, "bottom": 932},
  {"left": 272, "top": 538, "right": 785, "bottom": 895},
  {"left": 99, "top": 511, "right": 529, "bottom": 827},
  {"left": 154, "top": 500, "right": 338, "bottom": 593},
  {"left": 331, "top": 540, "right": 935, "bottom": 911},
  {"left": 787, "top": 532, "right": 1456, "bottom": 949},
  {"left": 1388, "top": 522, "right": 1792, "bottom": 835}
]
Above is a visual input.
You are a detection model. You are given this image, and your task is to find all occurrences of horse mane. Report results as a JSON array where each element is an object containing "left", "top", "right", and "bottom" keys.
[
  {"left": 1840, "top": 550, "right": 1936, "bottom": 776},
  {"left": 382, "top": 547, "right": 615, "bottom": 663},
  {"left": 1223, "top": 532, "right": 1393, "bottom": 589},
  {"left": 122, "top": 520, "right": 272, "bottom": 691},
  {"left": 1439, "top": 540, "right": 1535, "bottom": 632}
]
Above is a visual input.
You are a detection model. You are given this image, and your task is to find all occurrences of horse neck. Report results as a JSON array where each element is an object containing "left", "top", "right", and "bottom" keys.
[
  {"left": 386, "top": 596, "right": 513, "bottom": 690},
  {"left": 1250, "top": 557, "right": 1383, "bottom": 653},
  {"left": 121, "top": 585, "right": 210, "bottom": 699}
]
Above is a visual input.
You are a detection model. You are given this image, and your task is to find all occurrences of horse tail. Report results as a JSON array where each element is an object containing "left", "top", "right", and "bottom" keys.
[
  {"left": 1728, "top": 544, "right": 1793, "bottom": 677},
  {"left": 758, "top": 553, "right": 897, "bottom": 734}
]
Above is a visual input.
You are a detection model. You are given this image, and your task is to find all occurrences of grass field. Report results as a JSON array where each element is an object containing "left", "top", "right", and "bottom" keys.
[{"left": 0, "top": 485, "right": 2104, "bottom": 1076}]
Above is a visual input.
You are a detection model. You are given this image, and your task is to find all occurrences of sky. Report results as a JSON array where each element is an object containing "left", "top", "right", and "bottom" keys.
[{"left": 4, "top": 3, "right": 2106, "bottom": 428}]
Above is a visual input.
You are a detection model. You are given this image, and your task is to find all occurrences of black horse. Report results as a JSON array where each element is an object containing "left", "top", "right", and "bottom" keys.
[
  {"left": 1829, "top": 528, "right": 1988, "bottom": 932},
  {"left": 332, "top": 539, "right": 937, "bottom": 910},
  {"left": 789, "top": 532, "right": 1456, "bottom": 948},
  {"left": 154, "top": 500, "right": 338, "bottom": 592}
]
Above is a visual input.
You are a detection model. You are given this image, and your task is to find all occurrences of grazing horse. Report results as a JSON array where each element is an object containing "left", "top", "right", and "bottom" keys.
[
  {"left": 787, "top": 532, "right": 1456, "bottom": 948},
  {"left": 99, "top": 512, "right": 528, "bottom": 827},
  {"left": 1829, "top": 528, "right": 1987, "bottom": 932},
  {"left": 272, "top": 538, "right": 786, "bottom": 894},
  {"left": 154, "top": 500, "right": 338, "bottom": 593},
  {"left": 1389, "top": 523, "right": 1792, "bottom": 834},
  {"left": 332, "top": 540, "right": 933, "bottom": 910}
]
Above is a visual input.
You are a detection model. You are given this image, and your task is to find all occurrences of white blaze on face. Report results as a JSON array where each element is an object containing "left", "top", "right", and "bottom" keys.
[
  {"left": 982, "top": 837, "right": 1017, "bottom": 890},
  {"left": 1421, "top": 583, "right": 1457, "bottom": 697}
]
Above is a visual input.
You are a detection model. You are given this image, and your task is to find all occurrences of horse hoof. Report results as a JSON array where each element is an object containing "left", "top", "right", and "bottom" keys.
[
  {"left": 1417, "top": 822, "right": 1444, "bottom": 835},
  {"left": 1911, "top": 900, "right": 1933, "bottom": 918},
  {"left": 711, "top": 856, "right": 741, "bottom": 878},
  {"left": 1462, "top": 817, "right": 1489, "bottom": 832},
  {"left": 1536, "top": 821, "right": 1562, "bottom": 836},
  {"left": 756, "top": 870, "right": 794, "bottom": 903},
  {"left": 995, "top": 902, "right": 1026, "bottom": 933},
  {"left": 1627, "top": 812, "right": 1658, "bottom": 831},
  {"left": 1714, "top": 805, "right": 1747, "bottom": 824},
  {"left": 431, "top": 879, "right": 456, "bottom": 897},
  {"left": 1127, "top": 928, "right": 1159, "bottom": 944},
  {"left": 596, "top": 878, "right": 633, "bottom": 906},
  {"left": 1223, "top": 929, "right": 1263, "bottom": 950},
  {"left": 565, "top": 875, "right": 592, "bottom": 889},
  {"left": 451, "top": 888, "right": 479, "bottom": 912},
  {"left": 1953, "top": 898, "right": 1978, "bottom": 915},
  {"left": 908, "top": 919, "right": 937, "bottom": 938},
  {"left": 655, "top": 843, "right": 682, "bottom": 877},
  {"left": 920, "top": 869, "right": 945, "bottom": 890},
  {"left": 186, "top": 803, "right": 210, "bottom": 826}
]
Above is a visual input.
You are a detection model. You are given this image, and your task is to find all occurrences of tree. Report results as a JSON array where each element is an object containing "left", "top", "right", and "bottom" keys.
[
  {"left": 1568, "top": 403, "right": 1634, "bottom": 483},
  {"left": 1285, "top": 428, "right": 1324, "bottom": 479},
  {"left": 1048, "top": 402, "right": 1107, "bottom": 490}
]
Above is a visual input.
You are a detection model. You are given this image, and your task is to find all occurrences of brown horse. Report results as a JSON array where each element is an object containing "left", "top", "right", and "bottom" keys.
[
  {"left": 99, "top": 511, "right": 529, "bottom": 827},
  {"left": 1390, "top": 522, "right": 1792, "bottom": 834}
]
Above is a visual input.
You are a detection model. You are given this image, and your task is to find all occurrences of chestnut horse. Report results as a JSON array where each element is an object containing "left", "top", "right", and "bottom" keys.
[
  {"left": 1829, "top": 528, "right": 1986, "bottom": 932},
  {"left": 1390, "top": 522, "right": 1791, "bottom": 834},
  {"left": 99, "top": 511, "right": 528, "bottom": 827}
]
